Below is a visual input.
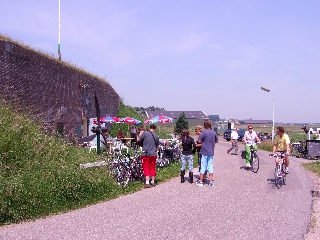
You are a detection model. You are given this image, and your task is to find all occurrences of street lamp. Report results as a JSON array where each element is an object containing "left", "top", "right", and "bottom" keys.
[{"left": 261, "top": 87, "right": 275, "bottom": 142}]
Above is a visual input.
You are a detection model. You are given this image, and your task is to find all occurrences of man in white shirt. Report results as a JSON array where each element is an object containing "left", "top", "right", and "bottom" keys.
[{"left": 227, "top": 128, "right": 239, "bottom": 155}]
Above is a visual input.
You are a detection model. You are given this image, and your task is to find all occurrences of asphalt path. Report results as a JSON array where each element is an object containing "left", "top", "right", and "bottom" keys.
[{"left": 0, "top": 137, "right": 315, "bottom": 240}]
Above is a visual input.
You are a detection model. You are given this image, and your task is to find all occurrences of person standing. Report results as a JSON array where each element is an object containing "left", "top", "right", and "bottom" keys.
[
  {"left": 195, "top": 125, "right": 202, "bottom": 172},
  {"left": 272, "top": 126, "right": 290, "bottom": 174},
  {"left": 196, "top": 120, "right": 219, "bottom": 187},
  {"left": 227, "top": 128, "right": 239, "bottom": 155},
  {"left": 243, "top": 125, "right": 261, "bottom": 169},
  {"left": 137, "top": 124, "right": 160, "bottom": 188},
  {"left": 180, "top": 129, "right": 196, "bottom": 183},
  {"left": 117, "top": 128, "right": 126, "bottom": 144}
]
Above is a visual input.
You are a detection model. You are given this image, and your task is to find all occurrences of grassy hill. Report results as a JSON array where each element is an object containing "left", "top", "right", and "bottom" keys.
[{"left": 0, "top": 101, "right": 127, "bottom": 225}]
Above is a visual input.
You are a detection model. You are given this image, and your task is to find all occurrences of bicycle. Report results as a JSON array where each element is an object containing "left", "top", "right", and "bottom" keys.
[
  {"left": 108, "top": 150, "right": 144, "bottom": 188},
  {"left": 157, "top": 142, "right": 170, "bottom": 168},
  {"left": 291, "top": 141, "right": 306, "bottom": 158},
  {"left": 244, "top": 144, "right": 259, "bottom": 173},
  {"left": 250, "top": 145, "right": 259, "bottom": 173},
  {"left": 270, "top": 151, "right": 287, "bottom": 188},
  {"left": 162, "top": 140, "right": 181, "bottom": 163}
]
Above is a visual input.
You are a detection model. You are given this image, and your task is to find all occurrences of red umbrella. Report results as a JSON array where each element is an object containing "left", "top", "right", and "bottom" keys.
[
  {"left": 144, "top": 115, "right": 173, "bottom": 125},
  {"left": 93, "top": 116, "right": 121, "bottom": 125},
  {"left": 120, "top": 117, "right": 142, "bottom": 125},
  {"left": 101, "top": 116, "right": 121, "bottom": 123}
]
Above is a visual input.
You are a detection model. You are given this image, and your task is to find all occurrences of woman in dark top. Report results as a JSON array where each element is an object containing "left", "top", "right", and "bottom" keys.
[{"left": 180, "top": 129, "right": 196, "bottom": 183}]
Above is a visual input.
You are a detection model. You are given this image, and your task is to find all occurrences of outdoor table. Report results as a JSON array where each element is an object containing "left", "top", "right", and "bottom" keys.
[{"left": 123, "top": 137, "right": 134, "bottom": 146}]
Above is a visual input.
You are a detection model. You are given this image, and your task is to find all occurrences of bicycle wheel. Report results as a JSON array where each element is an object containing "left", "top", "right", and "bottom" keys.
[
  {"left": 249, "top": 154, "right": 253, "bottom": 171},
  {"left": 282, "top": 165, "right": 287, "bottom": 185},
  {"left": 274, "top": 167, "right": 280, "bottom": 187},
  {"left": 173, "top": 149, "right": 181, "bottom": 162},
  {"left": 116, "top": 165, "right": 127, "bottom": 186},
  {"left": 122, "top": 169, "right": 131, "bottom": 188},
  {"left": 252, "top": 153, "right": 259, "bottom": 173}
]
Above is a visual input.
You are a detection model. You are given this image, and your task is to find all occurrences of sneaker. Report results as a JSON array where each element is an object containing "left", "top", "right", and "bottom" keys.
[
  {"left": 144, "top": 184, "right": 151, "bottom": 189},
  {"left": 150, "top": 182, "right": 156, "bottom": 187},
  {"left": 209, "top": 182, "right": 214, "bottom": 187},
  {"left": 196, "top": 181, "right": 204, "bottom": 186},
  {"left": 285, "top": 167, "right": 289, "bottom": 174},
  {"left": 246, "top": 164, "right": 250, "bottom": 169},
  {"left": 227, "top": 149, "right": 230, "bottom": 154}
]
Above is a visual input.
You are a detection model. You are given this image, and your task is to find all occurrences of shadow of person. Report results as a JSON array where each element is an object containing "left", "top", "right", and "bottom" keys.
[{"left": 239, "top": 166, "right": 251, "bottom": 171}]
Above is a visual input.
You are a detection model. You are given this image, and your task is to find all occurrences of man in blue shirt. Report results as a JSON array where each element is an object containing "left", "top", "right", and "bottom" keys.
[{"left": 196, "top": 120, "right": 219, "bottom": 187}]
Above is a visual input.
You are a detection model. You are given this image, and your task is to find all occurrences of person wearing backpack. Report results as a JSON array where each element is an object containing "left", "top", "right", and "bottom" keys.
[
  {"left": 137, "top": 124, "right": 160, "bottom": 188},
  {"left": 180, "top": 129, "right": 196, "bottom": 183}
]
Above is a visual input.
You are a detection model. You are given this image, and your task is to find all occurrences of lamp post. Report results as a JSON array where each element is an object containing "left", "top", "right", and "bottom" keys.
[{"left": 261, "top": 87, "right": 274, "bottom": 142}]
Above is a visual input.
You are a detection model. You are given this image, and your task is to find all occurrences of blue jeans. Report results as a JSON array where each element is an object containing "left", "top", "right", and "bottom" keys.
[
  {"left": 200, "top": 155, "right": 214, "bottom": 174},
  {"left": 181, "top": 154, "right": 194, "bottom": 172}
]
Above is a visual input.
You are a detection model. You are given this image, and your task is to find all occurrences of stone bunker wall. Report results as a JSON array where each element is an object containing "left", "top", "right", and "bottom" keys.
[{"left": 0, "top": 39, "right": 120, "bottom": 138}]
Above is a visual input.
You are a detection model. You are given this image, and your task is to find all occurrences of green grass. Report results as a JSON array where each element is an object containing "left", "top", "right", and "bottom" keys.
[
  {"left": 303, "top": 161, "right": 320, "bottom": 176},
  {"left": 257, "top": 139, "right": 273, "bottom": 152},
  {"left": 0, "top": 101, "right": 177, "bottom": 226}
]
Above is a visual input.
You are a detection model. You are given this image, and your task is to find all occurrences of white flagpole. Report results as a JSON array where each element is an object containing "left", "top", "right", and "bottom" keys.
[{"left": 58, "top": 0, "right": 61, "bottom": 60}]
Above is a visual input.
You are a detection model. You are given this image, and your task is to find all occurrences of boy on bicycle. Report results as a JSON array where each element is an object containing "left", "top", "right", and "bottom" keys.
[
  {"left": 272, "top": 126, "right": 290, "bottom": 174},
  {"left": 243, "top": 125, "right": 261, "bottom": 169}
]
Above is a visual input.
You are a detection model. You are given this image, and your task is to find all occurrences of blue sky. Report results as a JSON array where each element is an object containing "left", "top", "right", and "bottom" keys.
[{"left": 1, "top": 0, "right": 320, "bottom": 123}]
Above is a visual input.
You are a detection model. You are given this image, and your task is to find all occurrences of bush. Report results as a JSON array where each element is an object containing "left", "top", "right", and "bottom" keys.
[{"left": 258, "top": 140, "right": 273, "bottom": 152}]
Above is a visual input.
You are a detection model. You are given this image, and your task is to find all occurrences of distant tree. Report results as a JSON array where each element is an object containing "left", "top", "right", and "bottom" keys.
[
  {"left": 174, "top": 112, "right": 188, "bottom": 136},
  {"left": 208, "top": 114, "right": 220, "bottom": 123},
  {"left": 239, "top": 120, "right": 245, "bottom": 125}
]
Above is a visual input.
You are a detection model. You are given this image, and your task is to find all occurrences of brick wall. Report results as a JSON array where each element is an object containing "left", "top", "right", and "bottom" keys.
[{"left": 0, "top": 39, "right": 120, "bottom": 138}]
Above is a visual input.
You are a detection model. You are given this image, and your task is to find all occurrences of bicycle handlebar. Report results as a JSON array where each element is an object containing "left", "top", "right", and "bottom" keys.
[{"left": 269, "top": 152, "right": 285, "bottom": 158}]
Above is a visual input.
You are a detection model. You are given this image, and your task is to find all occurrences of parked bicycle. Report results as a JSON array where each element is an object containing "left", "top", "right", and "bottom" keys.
[
  {"left": 291, "top": 141, "right": 306, "bottom": 158},
  {"left": 162, "top": 140, "right": 181, "bottom": 162},
  {"left": 270, "top": 151, "right": 287, "bottom": 188},
  {"left": 291, "top": 140, "right": 320, "bottom": 160},
  {"left": 108, "top": 150, "right": 144, "bottom": 188},
  {"left": 156, "top": 141, "right": 170, "bottom": 168}
]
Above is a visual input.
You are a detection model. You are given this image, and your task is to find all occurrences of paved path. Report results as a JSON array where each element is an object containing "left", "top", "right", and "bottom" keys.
[{"left": 0, "top": 137, "right": 315, "bottom": 240}]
